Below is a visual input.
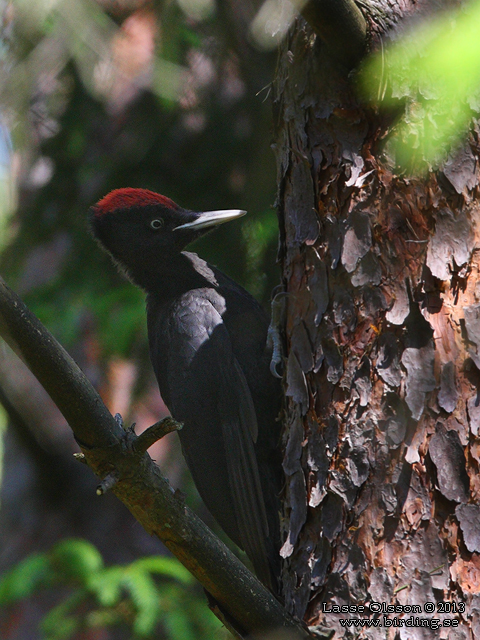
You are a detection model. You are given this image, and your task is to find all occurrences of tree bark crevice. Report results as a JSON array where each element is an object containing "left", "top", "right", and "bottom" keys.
[{"left": 275, "top": 3, "right": 480, "bottom": 636}]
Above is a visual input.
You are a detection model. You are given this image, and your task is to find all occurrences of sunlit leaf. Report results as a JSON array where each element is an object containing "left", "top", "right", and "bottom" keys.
[
  {"left": 87, "top": 566, "right": 124, "bottom": 607},
  {"left": 124, "top": 566, "right": 160, "bottom": 636},
  {"left": 362, "top": 0, "right": 480, "bottom": 171},
  {"left": 133, "top": 556, "right": 194, "bottom": 585},
  {"left": 51, "top": 538, "right": 103, "bottom": 583}
]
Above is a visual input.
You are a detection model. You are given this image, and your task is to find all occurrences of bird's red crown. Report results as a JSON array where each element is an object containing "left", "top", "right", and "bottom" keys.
[{"left": 93, "top": 188, "right": 178, "bottom": 217}]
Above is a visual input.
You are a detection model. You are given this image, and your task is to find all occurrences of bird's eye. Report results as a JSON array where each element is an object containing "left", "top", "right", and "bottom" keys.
[{"left": 150, "top": 219, "right": 164, "bottom": 230}]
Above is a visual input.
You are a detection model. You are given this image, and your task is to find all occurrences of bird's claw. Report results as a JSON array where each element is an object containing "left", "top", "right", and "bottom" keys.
[
  {"left": 267, "top": 289, "right": 289, "bottom": 380},
  {"left": 269, "top": 357, "right": 283, "bottom": 379}
]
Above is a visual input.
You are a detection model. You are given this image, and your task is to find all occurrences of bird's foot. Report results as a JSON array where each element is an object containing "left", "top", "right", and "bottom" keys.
[{"left": 267, "top": 288, "right": 289, "bottom": 379}]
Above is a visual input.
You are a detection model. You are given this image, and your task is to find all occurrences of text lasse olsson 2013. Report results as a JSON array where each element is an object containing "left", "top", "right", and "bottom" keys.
[
  {"left": 322, "top": 601, "right": 465, "bottom": 614},
  {"left": 323, "top": 600, "right": 463, "bottom": 629}
]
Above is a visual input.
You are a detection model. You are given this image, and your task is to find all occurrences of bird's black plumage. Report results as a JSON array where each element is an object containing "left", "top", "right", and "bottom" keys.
[{"left": 89, "top": 189, "right": 282, "bottom": 593}]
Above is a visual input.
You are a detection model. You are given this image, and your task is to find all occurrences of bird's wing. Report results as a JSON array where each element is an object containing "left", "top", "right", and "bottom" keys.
[{"left": 162, "top": 290, "right": 272, "bottom": 587}]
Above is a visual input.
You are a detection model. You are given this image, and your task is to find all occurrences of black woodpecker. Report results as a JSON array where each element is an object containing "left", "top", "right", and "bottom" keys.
[{"left": 89, "top": 188, "right": 282, "bottom": 594}]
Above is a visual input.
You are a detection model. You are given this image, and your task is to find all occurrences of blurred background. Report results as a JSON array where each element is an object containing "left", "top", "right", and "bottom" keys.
[
  {"left": 0, "top": 0, "right": 280, "bottom": 637},
  {"left": 1, "top": 0, "right": 473, "bottom": 634}
]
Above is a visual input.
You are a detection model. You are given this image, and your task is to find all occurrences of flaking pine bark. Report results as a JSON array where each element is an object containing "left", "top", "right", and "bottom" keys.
[{"left": 274, "top": 2, "right": 480, "bottom": 638}]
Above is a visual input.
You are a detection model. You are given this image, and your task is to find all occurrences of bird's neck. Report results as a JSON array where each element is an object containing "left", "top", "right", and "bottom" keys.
[{"left": 126, "top": 251, "right": 218, "bottom": 299}]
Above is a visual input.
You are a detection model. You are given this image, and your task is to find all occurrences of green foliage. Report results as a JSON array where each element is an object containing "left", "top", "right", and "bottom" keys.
[
  {"left": 51, "top": 538, "right": 103, "bottom": 582},
  {"left": 22, "top": 279, "right": 146, "bottom": 354},
  {"left": 362, "top": 0, "right": 480, "bottom": 172},
  {"left": 41, "top": 592, "right": 86, "bottom": 640},
  {"left": 123, "top": 566, "right": 162, "bottom": 636},
  {"left": 0, "top": 553, "right": 51, "bottom": 604},
  {"left": 242, "top": 208, "right": 279, "bottom": 301},
  {"left": 132, "top": 556, "right": 193, "bottom": 584},
  {"left": 0, "top": 538, "right": 226, "bottom": 640}
]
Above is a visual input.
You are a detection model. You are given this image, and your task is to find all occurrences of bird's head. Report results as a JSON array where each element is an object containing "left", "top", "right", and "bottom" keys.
[{"left": 89, "top": 188, "right": 246, "bottom": 277}]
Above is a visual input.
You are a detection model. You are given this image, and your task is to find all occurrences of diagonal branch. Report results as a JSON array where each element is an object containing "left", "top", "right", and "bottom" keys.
[{"left": 0, "top": 276, "right": 325, "bottom": 639}]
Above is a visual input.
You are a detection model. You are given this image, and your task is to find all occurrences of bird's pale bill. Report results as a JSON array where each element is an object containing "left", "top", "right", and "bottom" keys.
[{"left": 174, "top": 209, "right": 247, "bottom": 231}]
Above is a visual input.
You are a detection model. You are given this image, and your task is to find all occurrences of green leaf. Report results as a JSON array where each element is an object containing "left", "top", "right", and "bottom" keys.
[
  {"left": 164, "top": 605, "right": 197, "bottom": 640},
  {"left": 132, "top": 556, "right": 194, "bottom": 585},
  {"left": 87, "top": 566, "right": 124, "bottom": 607},
  {"left": 123, "top": 566, "right": 160, "bottom": 637},
  {"left": 0, "top": 553, "right": 50, "bottom": 604},
  {"left": 51, "top": 539, "right": 103, "bottom": 584},
  {"left": 40, "top": 591, "right": 85, "bottom": 640}
]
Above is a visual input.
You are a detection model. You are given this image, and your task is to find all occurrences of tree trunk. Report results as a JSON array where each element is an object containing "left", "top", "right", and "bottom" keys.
[{"left": 275, "top": 2, "right": 480, "bottom": 637}]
